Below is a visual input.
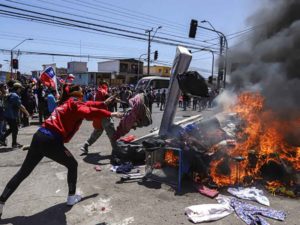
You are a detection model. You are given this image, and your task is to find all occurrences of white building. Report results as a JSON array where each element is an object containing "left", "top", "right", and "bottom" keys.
[
  {"left": 97, "top": 59, "right": 143, "bottom": 85},
  {"left": 67, "top": 61, "right": 88, "bottom": 74},
  {"left": 67, "top": 61, "right": 89, "bottom": 85}
]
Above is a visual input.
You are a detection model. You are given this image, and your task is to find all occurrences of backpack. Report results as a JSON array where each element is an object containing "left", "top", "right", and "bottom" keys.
[
  {"left": 3, "top": 93, "right": 12, "bottom": 111},
  {"left": 177, "top": 71, "right": 209, "bottom": 97},
  {"left": 136, "top": 93, "right": 152, "bottom": 127}
]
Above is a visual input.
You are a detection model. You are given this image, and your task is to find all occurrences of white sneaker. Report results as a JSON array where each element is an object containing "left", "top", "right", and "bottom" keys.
[
  {"left": 80, "top": 144, "right": 89, "bottom": 154},
  {"left": 0, "top": 203, "right": 4, "bottom": 218},
  {"left": 67, "top": 194, "right": 82, "bottom": 206}
]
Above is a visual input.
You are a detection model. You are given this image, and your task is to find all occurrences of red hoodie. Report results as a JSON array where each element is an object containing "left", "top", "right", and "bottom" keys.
[
  {"left": 42, "top": 97, "right": 111, "bottom": 143},
  {"left": 93, "top": 84, "right": 109, "bottom": 129},
  {"left": 95, "top": 84, "right": 108, "bottom": 101}
]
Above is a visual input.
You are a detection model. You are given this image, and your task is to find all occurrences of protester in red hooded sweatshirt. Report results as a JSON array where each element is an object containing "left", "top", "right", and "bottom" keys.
[
  {"left": 80, "top": 81, "right": 118, "bottom": 156},
  {"left": 0, "top": 84, "right": 123, "bottom": 218}
]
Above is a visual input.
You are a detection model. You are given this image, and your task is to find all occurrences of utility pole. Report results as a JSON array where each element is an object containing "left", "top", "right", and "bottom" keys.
[
  {"left": 138, "top": 53, "right": 147, "bottom": 81},
  {"left": 10, "top": 38, "right": 33, "bottom": 79},
  {"left": 146, "top": 28, "right": 153, "bottom": 75},
  {"left": 188, "top": 20, "right": 228, "bottom": 89},
  {"left": 145, "top": 26, "right": 162, "bottom": 76},
  {"left": 10, "top": 50, "right": 13, "bottom": 78},
  {"left": 217, "top": 36, "right": 224, "bottom": 90}
]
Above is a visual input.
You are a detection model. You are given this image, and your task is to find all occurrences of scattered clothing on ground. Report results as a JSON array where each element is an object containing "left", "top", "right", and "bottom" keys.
[
  {"left": 116, "top": 162, "right": 134, "bottom": 174},
  {"left": 185, "top": 199, "right": 233, "bottom": 223},
  {"left": 227, "top": 187, "right": 270, "bottom": 206},
  {"left": 197, "top": 185, "right": 219, "bottom": 198},
  {"left": 230, "top": 198, "right": 286, "bottom": 225}
]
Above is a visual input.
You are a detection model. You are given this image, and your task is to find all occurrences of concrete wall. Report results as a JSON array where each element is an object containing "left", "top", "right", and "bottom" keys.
[
  {"left": 143, "top": 65, "right": 171, "bottom": 76},
  {"left": 73, "top": 73, "right": 89, "bottom": 85},
  {"left": 68, "top": 62, "right": 88, "bottom": 74},
  {"left": 98, "top": 61, "right": 119, "bottom": 73}
]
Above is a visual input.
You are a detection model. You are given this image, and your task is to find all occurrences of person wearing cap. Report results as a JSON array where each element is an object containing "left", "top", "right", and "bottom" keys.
[
  {"left": 0, "top": 82, "right": 29, "bottom": 148},
  {"left": 80, "top": 81, "right": 118, "bottom": 155},
  {"left": 0, "top": 84, "right": 123, "bottom": 219}
]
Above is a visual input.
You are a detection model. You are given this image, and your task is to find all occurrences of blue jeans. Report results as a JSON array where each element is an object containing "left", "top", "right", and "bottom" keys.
[{"left": 85, "top": 117, "right": 117, "bottom": 151}]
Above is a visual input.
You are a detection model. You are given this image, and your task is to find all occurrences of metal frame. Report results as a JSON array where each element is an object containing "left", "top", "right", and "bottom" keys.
[{"left": 159, "top": 46, "right": 192, "bottom": 136}]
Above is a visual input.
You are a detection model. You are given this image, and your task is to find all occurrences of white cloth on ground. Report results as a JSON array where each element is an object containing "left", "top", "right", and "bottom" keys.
[
  {"left": 227, "top": 187, "right": 270, "bottom": 206},
  {"left": 185, "top": 195, "right": 234, "bottom": 223}
]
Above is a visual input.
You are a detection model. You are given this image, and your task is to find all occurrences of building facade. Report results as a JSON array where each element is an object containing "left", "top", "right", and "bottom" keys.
[
  {"left": 97, "top": 59, "right": 143, "bottom": 86},
  {"left": 143, "top": 65, "right": 171, "bottom": 77},
  {"left": 67, "top": 61, "right": 89, "bottom": 85}
]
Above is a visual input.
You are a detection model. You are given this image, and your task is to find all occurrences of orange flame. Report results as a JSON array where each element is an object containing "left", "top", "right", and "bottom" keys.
[
  {"left": 164, "top": 150, "right": 179, "bottom": 167},
  {"left": 210, "top": 92, "right": 300, "bottom": 187}
]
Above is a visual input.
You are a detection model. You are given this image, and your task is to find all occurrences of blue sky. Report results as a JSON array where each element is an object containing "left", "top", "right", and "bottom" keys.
[{"left": 0, "top": 0, "right": 262, "bottom": 76}]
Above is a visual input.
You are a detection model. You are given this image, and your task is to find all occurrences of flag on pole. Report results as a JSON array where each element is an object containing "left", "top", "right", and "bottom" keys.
[
  {"left": 58, "top": 77, "right": 65, "bottom": 84},
  {"left": 40, "top": 66, "right": 57, "bottom": 89}
]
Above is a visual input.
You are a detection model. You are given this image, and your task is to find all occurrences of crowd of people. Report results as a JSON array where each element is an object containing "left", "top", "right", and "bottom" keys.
[
  {"left": 0, "top": 78, "right": 124, "bottom": 219},
  {"left": 0, "top": 75, "right": 219, "bottom": 219},
  {"left": 0, "top": 77, "right": 219, "bottom": 149}
]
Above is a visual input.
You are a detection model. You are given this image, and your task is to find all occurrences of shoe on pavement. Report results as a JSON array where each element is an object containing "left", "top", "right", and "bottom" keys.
[
  {"left": 0, "top": 203, "right": 4, "bottom": 219},
  {"left": 80, "top": 143, "right": 89, "bottom": 154},
  {"left": 12, "top": 143, "right": 23, "bottom": 149},
  {"left": 0, "top": 139, "right": 7, "bottom": 147},
  {"left": 67, "top": 194, "right": 82, "bottom": 206}
]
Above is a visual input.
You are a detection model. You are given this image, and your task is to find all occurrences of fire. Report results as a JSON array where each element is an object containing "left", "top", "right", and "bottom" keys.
[
  {"left": 210, "top": 92, "right": 300, "bottom": 187},
  {"left": 164, "top": 150, "right": 179, "bottom": 167}
]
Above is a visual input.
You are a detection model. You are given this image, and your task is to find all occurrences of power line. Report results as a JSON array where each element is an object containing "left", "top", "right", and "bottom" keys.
[
  {"left": 3, "top": 0, "right": 145, "bottom": 32},
  {"left": 0, "top": 32, "right": 146, "bottom": 52},
  {"left": 67, "top": 0, "right": 185, "bottom": 31},
  {"left": 6, "top": 0, "right": 216, "bottom": 46},
  {"left": 90, "top": 0, "right": 187, "bottom": 29},
  {"left": 0, "top": 48, "right": 135, "bottom": 60},
  {"left": 0, "top": 4, "right": 219, "bottom": 51}
]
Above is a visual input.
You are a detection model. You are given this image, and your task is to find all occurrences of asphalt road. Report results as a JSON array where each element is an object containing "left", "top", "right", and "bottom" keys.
[{"left": 0, "top": 106, "right": 298, "bottom": 225}]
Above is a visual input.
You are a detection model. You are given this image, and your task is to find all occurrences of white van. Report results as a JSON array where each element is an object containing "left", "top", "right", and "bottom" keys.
[{"left": 135, "top": 76, "right": 170, "bottom": 93}]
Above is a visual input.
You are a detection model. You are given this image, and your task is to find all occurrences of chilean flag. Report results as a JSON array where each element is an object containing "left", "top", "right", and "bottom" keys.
[
  {"left": 40, "top": 66, "right": 57, "bottom": 89},
  {"left": 58, "top": 77, "right": 65, "bottom": 84}
]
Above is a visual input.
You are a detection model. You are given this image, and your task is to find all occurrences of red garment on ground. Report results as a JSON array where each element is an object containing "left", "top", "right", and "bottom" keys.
[
  {"left": 93, "top": 84, "right": 109, "bottom": 129},
  {"left": 119, "top": 135, "right": 136, "bottom": 143},
  {"left": 197, "top": 185, "right": 219, "bottom": 198},
  {"left": 43, "top": 97, "right": 111, "bottom": 143}
]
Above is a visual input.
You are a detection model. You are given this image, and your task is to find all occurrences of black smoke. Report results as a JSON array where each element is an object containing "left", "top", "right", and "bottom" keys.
[{"left": 229, "top": 0, "right": 300, "bottom": 119}]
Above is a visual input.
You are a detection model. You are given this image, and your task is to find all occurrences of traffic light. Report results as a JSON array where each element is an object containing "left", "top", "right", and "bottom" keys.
[
  {"left": 12, "top": 59, "right": 19, "bottom": 69},
  {"left": 154, "top": 50, "right": 158, "bottom": 60},
  {"left": 189, "top": 19, "right": 198, "bottom": 38}
]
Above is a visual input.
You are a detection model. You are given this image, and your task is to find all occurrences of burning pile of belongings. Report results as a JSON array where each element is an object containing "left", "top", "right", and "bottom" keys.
[
  {"left": 113, "top": 71, "right": 299, "bottom": 199},
  {"left": 162, "top": 92, "right": 299, "bottom": 197}
]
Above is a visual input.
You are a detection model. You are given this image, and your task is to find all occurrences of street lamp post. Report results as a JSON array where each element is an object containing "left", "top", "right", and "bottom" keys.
[
  {"left": 145, "top": 26, "right": 162, "bottom": 75},
  {"left": 10, "top": 38, "right": 33, "bottom": 79},
  {"left": 200, "top": 21, "right": 228, "bottom": 89},
  {"left": 192, "top": 48, "right": 215, "bottom": 82},
  {"left": 137, "top": 53, "right": 147, "bottom": 81}
]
